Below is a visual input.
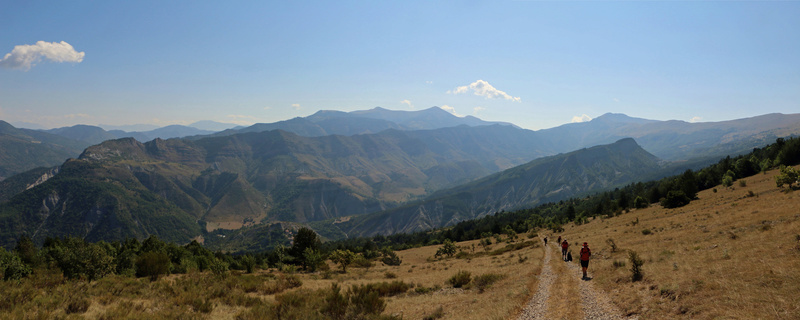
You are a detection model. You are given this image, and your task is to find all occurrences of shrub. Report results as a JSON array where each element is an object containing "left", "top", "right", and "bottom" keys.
[
  {"left": 629, "top": 251, "right": 644, "bottom": 282},
  {"left": 352, "top": 254, "right": 374, "bottom": 269},
  {"left": 423, "top": 306, "right": 445, "bottom": 320},
  {"left": 633, "top": 196, "right": 649, "bottom": 209},
  {"left": 384, "top": 271, "right": 397, "bottom": 279},
  {"left": 641, "top": 229, "right": 652, "bottom": 235},
  {"left": 66, "top": 297, "right": 90, "bottom": 314},
  {"left": 136, "top": 251, "right": 171, "bottom": 281},
  {"left": 241, "top": 255, "right": 257, "bottom": 274},
  {"left": 0, "top": 249, "right": 32, "bottom": 280},
  {"left": 365, "top": 280, "right": 411, "bottom": 297},
  {"left": 348, "top": 284, "right": 386, "bottom": 316},
  {"left": 381, "top": 250, "right": 402, "bottom": 266},
  {"left": 473, "top": 273, "right": 505, "bottom": 293},
  {"left": 435, "top": 239, "right": 457, "bottom": 259},
  {"left": 330, "top": 249, "right": 356, "bottom": 273},
  {"left": 612, "top": 260, "right": 626, "bottom": 268},
  {"left": 775, "top": 165, "right": 799, "bottom": 188},
  {"left": 302, "top": 248, "right": 324, "bottom": 272},
  {"left": 209, "top": 257, "right": 230, "bottom": 277},
  {"left": 738, "top": 180, "right": 747, "bottom": 187},
  {"left": 606, "top": 238, "right": 618, "bottom": 253},
  {"left": 322, "top": 283, "right": 348, "bottom": 320},
  {"left": 661, "top": 190, "right": 691, "bottom": 208},
  {"left": 447, "top": 270, "right": 471, "bottom": 288}
]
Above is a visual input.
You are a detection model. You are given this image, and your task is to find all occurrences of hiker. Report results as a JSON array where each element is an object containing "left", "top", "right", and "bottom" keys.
[
  {"left": 543, "top": 236, "right": 548, "bottom": 246},
  {"left": 557, "top": 236, "right": 561, "bottom": 245},
  {"left": 580, "top": 242, "right": 592, "bottom": 280},
  {"left": 561, "top": 239, "right": 569, "bottom": 261}
]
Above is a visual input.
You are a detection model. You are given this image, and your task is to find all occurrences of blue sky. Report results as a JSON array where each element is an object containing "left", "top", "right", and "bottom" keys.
[{"left": 1, "top": 1, "right": 799, "bottom": 130}]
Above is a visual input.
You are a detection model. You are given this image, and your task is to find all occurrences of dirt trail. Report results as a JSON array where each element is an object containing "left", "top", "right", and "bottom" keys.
[
  {"left": 519, "top": 244, "right": 635, "bottom": 320},
  {"left": 517, "top": 241, "right": 554, "bottom": 319}
]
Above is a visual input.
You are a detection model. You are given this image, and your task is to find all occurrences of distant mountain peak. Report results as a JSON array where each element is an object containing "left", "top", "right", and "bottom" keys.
[{"left": 588, "top": 113, "right": 657, "bottom": 126}]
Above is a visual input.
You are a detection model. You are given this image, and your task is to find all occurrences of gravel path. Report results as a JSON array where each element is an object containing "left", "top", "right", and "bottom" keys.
[
  {"left": 564, "top": 256, "right": 636, "bottom": 320},
  {"left": 517, "top": 243, "right": 554, "bottom": 320},
  {"left": 519, "top": 244, "right": 636, "bottom": 320}
]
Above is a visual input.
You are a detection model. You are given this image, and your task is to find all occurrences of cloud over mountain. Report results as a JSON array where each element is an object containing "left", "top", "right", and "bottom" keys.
[
  {"left": 448, "top": 80, "right": 521, "bottom": 102},
  {"left": 0, "top": 41, "right": 85, "bottom": 71}
]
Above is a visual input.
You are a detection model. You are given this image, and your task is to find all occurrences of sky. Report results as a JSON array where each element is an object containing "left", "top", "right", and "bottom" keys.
[{"left": 1, "top": 1, "right": 799, "bottom": 131}]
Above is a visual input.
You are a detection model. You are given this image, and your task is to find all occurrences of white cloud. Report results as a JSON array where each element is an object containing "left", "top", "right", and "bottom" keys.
[
  {"left": 425, "top": 81, "right": 433, "bottom": 84},
  {"left": 473, "top": 106, "right": 485, "bottom": 115},
  {"left": 291, "top": 103, "right": 301, "bottom": 110},
  {"left": 571, "top": 114, "right": 593, "bottom": 123},
  {"left": 400, "top": 99, "right": 414, "bottom": 109},
  {"left": 0, "top": 41, "right": 85, "bottom": 71},
  {"left": 613, "top": 98, "right": 620, "bottom": 103},
  {"left": 440, "top": 105, "right": 463, "bottom": 117},
  {"left": 689, "top": 116, "right": 702, "bottom": 123},
  {"left": 447, "top": 80, "right": 520, "bottom": 102}
]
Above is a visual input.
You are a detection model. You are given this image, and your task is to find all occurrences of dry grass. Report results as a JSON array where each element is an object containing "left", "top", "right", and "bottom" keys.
[
  {"left": 559, "top": 166, "right": 800, "bottom": 319},
  {"left": 547, "top": 249, "right": 582, "bottom": 319},
  {"left": 0, "top": 238, "right": 543, "bottom": 319}
]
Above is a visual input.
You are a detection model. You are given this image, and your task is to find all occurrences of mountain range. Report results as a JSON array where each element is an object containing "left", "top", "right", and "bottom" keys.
[{"left": 1, "top": 108, "right": 800, "bottom": 249}]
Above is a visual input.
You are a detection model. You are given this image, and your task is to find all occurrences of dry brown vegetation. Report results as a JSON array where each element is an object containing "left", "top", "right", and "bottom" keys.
[
  {"left": 0, "top": 238, "right": 543, "bottom": 319},
  {"left": 558, "top": 165, "right": 800, "bottom": 319}
]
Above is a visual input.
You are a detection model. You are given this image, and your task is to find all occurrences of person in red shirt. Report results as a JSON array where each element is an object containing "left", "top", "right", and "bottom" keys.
[
  {"left": 561, "top": 239, "right": 569, "bottom": 261},
  {"left": 580, "top": 242, "right": 592, "bottom": 280}
]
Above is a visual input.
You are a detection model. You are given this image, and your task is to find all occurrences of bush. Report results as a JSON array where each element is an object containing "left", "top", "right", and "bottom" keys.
[
  {"left": 776, "top": 165, "right": 799, "bottom": 189},
  {"left": 423, "top": 306, "right": 445, "bottom": 320},
  {"left": 352, "top": 254, "right": 374, "bottom": 269},
  {"left": 322, "top": 283, "right": 348, "bottom": 320},
  {"left": 641, "top": 229, "right": 652, "bottom": 235},
  {"left": 381, "top": 250, "right": 402, "bottom": 266},
  {"left": 330, "top": 249, "right": 355, "bottom": 273},
  {"left": 606, "top": 238, "right": 618, "bottom": 253},
  {"left": 435, "top": 239, "right": 457, "bottom": 259},
  {"left": 66, "top": 297, "right": 90, "bottom": 314},
  {"left": 633, "top": 196, "right": 649, "bottom": 209},
  {"left": 136, "top": 251, "right": 171, "bottom": 281},
  {"left": 209, "top": 257, "right": 230, "bottom": 277},
  {"left": 472, "top": 273, "right": 505, "bottom": 293},
  {"left": 241, "top": 255, "right": 257, "bottom": 274},
  {"left": 447, "top": 270, "right": 471, "bottom": 288},
  {"left": 348, "top": 284, "right": 386, "bottom": 316},
  {"left": 629, "top": 251, "right": 644, "bottom": 282},
  {"left": 661, "top": 190, "right": 691, "bottom": 208},
  {"left": 0, "top": 248, "right": 32, "bottom": 280},
  {"left": 302, "top": 248, "right": 324, "bottom": 272},
  {"left": 365, "top": 280, "right": 411, "bottom": 297}
]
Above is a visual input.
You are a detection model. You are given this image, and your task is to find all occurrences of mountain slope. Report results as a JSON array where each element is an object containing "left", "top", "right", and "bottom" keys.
[
  {"left": 320, "top": 138, "right": 663, "bottom": 238},
  {"left": 0, "top": 121, "right": 88, "bottom": 180},
  {"left": 0, "top": 125, "right": 550, "bottom": 247},
  {"left": 536, "top": 113, "right": 800, "bottom": 160}
]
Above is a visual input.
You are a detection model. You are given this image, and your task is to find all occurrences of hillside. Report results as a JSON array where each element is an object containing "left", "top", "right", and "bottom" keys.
[
  {"left": 316, "top": 138, "right": 663, "bottom": 239},
  {"left": 553, "top": 165, "right": 800, "bottom": 318},
  {"left": 0, "top": 121, "right": 88, "bottom": 180},
  {"left": 2, "top": 166, "right": 795, "bottom": 319},
  {"left": 0, "top": 125, "right": 552, "bottom": 247}
]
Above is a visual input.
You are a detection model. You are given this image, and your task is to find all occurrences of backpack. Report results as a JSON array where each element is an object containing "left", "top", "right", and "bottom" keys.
[
  {"left": 566, "top": 251, "right": 572, "bottom": 262},
  {"left": 580, "top": 247, "right": 591, "bottom": 261}
]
